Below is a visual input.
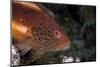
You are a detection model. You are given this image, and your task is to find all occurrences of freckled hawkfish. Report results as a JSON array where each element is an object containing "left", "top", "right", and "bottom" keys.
[{"left": 12, "top": 2, "right": 70, "bottom": 57}]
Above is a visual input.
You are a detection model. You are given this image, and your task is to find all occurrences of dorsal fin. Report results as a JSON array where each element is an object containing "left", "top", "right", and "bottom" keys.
[{"left": 13, "top": 2, "right": 43, "bottom": 13}]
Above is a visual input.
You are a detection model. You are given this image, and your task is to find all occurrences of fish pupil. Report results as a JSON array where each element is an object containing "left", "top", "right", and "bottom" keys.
[{"left": 54, "top": 31, "right": 61, "bottom": 39}]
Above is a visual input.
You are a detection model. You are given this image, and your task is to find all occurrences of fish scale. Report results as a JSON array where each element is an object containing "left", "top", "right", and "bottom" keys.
[
  {"left": 12, "top": 2, "right": 70, "bottom": 56},
  {"left": 32, "top": 27, "right": 56, "bottom": 49}
]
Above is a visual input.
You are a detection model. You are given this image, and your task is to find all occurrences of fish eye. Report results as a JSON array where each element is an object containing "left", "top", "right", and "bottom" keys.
[{"left": 54, "top": 31, "right": 61, "bottom": 39}]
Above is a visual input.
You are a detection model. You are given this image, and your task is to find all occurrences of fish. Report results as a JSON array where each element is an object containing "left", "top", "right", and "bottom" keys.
[{"left": 12, "top": 2, "right": 70, "bottom": 58}]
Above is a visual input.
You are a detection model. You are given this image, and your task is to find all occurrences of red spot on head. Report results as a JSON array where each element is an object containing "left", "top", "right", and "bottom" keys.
[{"left": 54, "top": 31, "right": 61, "bottom": 39}]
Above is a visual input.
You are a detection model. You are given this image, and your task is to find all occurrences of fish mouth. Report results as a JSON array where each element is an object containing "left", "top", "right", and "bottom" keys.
[
  {"left": 54, "top": 41, "right": 71, "bottom": 51},
  {"left": 63, "top": 42, "right": 71, "bottom": 50}
]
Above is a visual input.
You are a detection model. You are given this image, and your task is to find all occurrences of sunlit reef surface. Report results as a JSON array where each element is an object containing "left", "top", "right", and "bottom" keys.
[{"left": 13, "top": 2, "right": 96, "bottom": 66}]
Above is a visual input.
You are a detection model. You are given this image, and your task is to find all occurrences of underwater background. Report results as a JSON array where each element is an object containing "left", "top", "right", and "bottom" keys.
[{"left": 12, "top": 2, "right": 96, "bottom": 66}]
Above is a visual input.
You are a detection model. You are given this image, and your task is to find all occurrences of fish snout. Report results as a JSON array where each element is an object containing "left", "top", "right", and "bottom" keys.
[{"left": 54, "top": 41, "right": 71, "bottom": 51}]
